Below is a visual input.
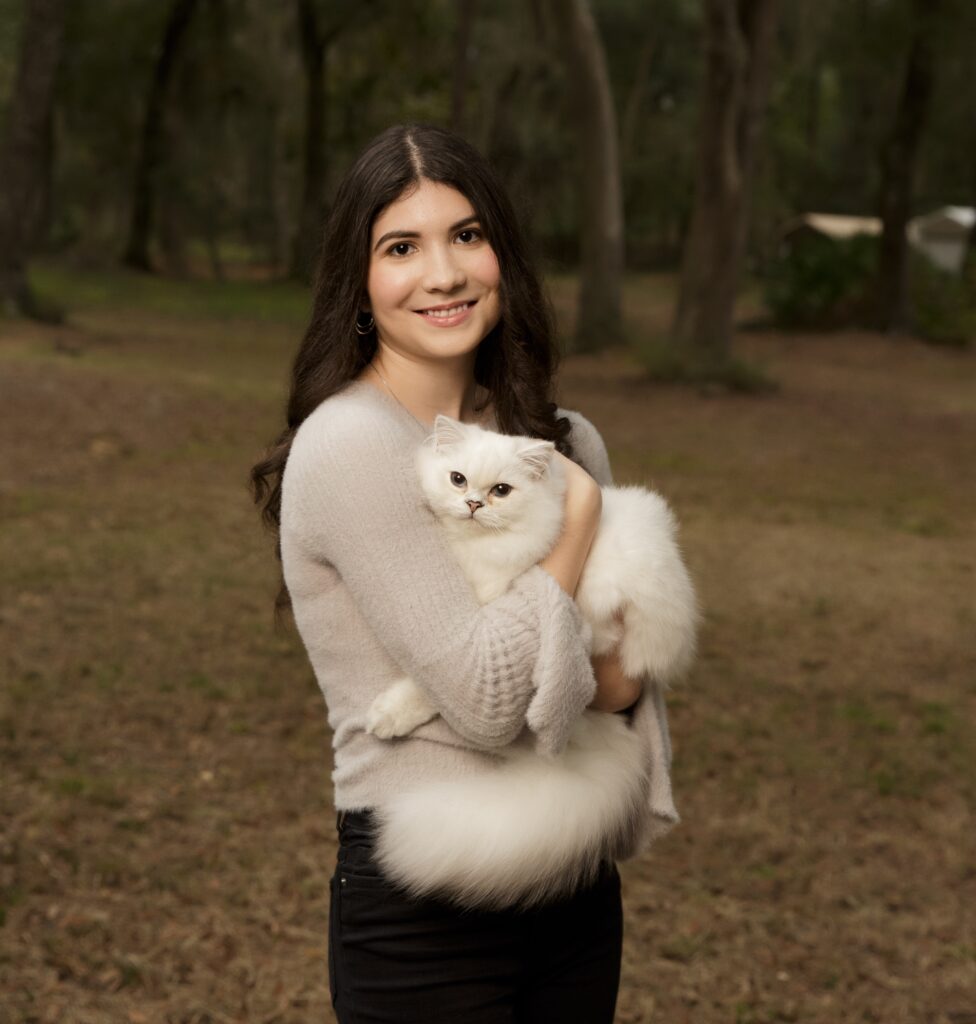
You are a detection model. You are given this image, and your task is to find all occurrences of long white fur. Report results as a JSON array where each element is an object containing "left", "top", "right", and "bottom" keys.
[
  {"left": 577, "top": 485, "right": 698, "bottom": 684},
  {"left": 373, "top": 711, "right": 647, "bottom": 909},
  {"left": 365, "top": 414, "right": 699, "bottom": 909}
]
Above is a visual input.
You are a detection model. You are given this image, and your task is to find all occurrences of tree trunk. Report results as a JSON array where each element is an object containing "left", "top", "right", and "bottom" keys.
[
  {"left": 0, "top": 0, "right": 66, "bottom": 320},
  {"left": 620, "top": 26, "right": 656, "bottom": 169},
  {"left": 204, "top": 220, "right": 225, "bottom": 282},
  {"left": 451, "top": 0, "right": 478, "bottom": 135},
  {"left": 289, "top": 0, "right": 332, "bottom": 283},
  {"left": 483, "top": 65, "right": 524, "bottom": 181},
  {"left": 876, "top": 0, "right": 941, "bottom": 333},
  {"left": 157, "top": 187, "right": 190, "bottom": 277},
  {"left": 670, "top": 0, "right": 777, "bottom": 370},
  {"left": 969, "top": 165, "right": 976, "bottom": 268},
  {"left": 33, "top": 106, "right": 55, "bottom": 254},
  {"left": 245, "top": 97, "right": 286, "bottom": 275},
  {"left": 549, "top": 0, "right": 625, "bottom": 352},
  {"left": 122, "top": 0, "right": 200, "bottom": 272}
]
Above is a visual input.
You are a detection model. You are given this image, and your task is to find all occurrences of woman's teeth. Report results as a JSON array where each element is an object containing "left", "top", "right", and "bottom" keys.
[{"left": 420, "top": 302, "right": 473, "bottom": 318}]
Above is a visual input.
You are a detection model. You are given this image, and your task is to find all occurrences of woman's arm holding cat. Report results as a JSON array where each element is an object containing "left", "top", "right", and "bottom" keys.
[
  {"left": 532, "top": 443, "right": 638, "bottom": 713},
  {"left": 537, "top": 451, "right": 602, "bottom": 598},
  {"left": 558, "top": 410, "right": 644, "bottom": 714}
]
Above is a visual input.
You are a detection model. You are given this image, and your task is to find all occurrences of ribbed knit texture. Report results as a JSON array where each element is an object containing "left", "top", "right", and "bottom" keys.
[{"left": 280, "top": 377, "right": 678, "bottom": 853}]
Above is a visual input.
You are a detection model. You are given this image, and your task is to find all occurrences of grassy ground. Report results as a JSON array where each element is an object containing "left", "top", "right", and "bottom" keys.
[{"left": 1, "top": 266, "right": 974, "bottom": 1023}]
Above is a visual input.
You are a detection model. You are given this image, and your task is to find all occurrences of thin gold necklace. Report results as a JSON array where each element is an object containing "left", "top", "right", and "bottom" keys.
[
  {"left": 368, "top": 362, "right": 431, "bottom": 432},
  {"left": 368, "top": 362, "right": 490, "bottom": 431}
]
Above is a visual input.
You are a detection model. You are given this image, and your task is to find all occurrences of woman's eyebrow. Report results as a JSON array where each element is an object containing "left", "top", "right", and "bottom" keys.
[{"left": 373, "top": 215, "right": 480, "bottom": 252}]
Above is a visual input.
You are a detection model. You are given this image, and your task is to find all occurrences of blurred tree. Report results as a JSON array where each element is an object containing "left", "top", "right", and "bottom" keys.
[
  {"left": 599, "top": 0, "right": 700, "bottom": 268},
  {"left": 157, "top": 1, "right": 296, "bottom": 279},
  {"left": 290, "top": 0, "right": 376, "bottom": 283},
  {"left": 547, "top": 0, "right": 624, "bottom": 351},
  {"left": 876, "top": 0, "right": 943, "bottom": 333},
  {"left": 0, "top": 0, "right": 65, "bottom": 319},
  {"left": 921, "top": 0, "right": 976, "bottom": 213},
  {"left": 290, "top": 0, "right": 330, "bottom": 282},
  {"left": 752, "top": 0, "right": 836, "bottom": 258},
  {"left": 450, "top": 0, "right": 477, "bottom": 134},
  {"left": 618, "top": 22, "right": 654, "bottom": 171},
  {"left": 122, "top": 0, "right": 201, "bottom": 271},
  {"left": 670, "top": 0, "right": 777, "bottom": 373},
  {"left": 470, "top": 2, "right": 557, "bottom": 219}
]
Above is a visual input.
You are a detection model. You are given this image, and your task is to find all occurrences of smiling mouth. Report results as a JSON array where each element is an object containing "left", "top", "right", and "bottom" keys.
[{"left": 415, "top": 300, "right": 476, "bottom": 318}]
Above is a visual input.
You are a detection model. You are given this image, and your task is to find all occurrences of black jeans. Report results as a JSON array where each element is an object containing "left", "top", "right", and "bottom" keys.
[{"left": 328, "top": 809, "right": 623, "bottom": 1023}]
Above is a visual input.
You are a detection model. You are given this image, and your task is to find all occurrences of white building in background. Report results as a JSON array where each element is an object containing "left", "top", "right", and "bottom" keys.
[
  {"left": 907, "top": 206, "right": 975, "bottom": 273},
  {"left": 781, "top": 212, "right": 881, "bottom": 243},
  {"left": 781, "top": 207, "right": 975, "bottom": 274}
]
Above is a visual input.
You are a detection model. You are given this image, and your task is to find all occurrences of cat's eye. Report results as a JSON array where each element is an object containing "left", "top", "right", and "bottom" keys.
[
  {"left": 450, "top": 471, "right": 467, "bottom": 487},
  {"left": 491, "top": 483, "right": 512, "bottom": 497}
]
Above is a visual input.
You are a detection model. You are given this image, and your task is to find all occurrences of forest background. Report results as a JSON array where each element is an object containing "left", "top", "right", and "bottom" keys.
[{"left": 1, "top": 1, "right": 974, "bottom": 1023}]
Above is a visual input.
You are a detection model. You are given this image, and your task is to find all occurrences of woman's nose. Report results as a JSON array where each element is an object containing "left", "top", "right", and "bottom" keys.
[{"left": 422, "top": 244, "right": 466, "bottom": 292}]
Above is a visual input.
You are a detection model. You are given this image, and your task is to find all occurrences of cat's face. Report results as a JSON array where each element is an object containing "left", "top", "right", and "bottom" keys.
[{"left": 416, "top": 415, "right": 558, "bottom": 530}]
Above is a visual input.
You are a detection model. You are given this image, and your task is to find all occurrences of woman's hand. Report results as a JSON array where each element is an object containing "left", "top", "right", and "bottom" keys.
[
  {"left": 588, "top": 610, "right": 643, "bottom": 713},
  {"left": 588, "top": 649, "right": 643, "bottom": 713}
]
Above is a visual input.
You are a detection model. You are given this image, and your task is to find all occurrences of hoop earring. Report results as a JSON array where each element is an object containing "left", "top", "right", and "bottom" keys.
[{"left": 355, "top": 312, "right": 375, "bottom": 335}]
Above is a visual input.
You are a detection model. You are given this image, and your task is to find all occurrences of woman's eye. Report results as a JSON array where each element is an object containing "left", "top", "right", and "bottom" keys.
[
  {"left": 456, "top": 228, "right": 482, "bottom": 244},
  {"left": 491, "top": 483, "right": 511, "bottom": 497},
  {"left": 450, "top": 472, "right": 466, "bottom": 487},
  {"left": 388, "top": 241, "right": 415, "bottom": 257}
]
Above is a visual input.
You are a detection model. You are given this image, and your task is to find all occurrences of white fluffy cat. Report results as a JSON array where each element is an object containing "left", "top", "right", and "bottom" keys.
[{"left": 364, "top": 414, "right": 699, "bottom": 910}]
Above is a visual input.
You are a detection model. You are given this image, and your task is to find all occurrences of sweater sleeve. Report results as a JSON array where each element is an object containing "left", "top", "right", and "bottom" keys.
[
  {"left": 280, "top": 403, "right": 598, "bottom": 756},
  {"left": 559, "top": 408, "right": 614, "bottom": 487}
]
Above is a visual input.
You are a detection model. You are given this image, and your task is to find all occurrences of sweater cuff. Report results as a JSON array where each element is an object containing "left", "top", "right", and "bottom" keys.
[
  {"left": 516, "top": 565, "right": 597, "bottom": 757},
  {"left": 618, "top": 678, "right": 681, "bottom": 859}
]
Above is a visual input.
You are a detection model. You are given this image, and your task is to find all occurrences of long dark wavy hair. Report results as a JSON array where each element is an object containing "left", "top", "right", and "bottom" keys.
[{"left": 251, "top": 122, "right": 576, "bottom": 617}]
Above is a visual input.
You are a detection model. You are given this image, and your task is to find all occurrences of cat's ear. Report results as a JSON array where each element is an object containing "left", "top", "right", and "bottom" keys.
[
  {"left": 431, "top": 414, "right": 468, "bottom": 452},
  {"left": 517, "top": 440, "right": 555, "bottom": 480}
]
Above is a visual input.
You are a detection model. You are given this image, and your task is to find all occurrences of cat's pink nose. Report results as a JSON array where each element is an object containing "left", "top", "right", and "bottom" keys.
[{"left": 466, "top": 499, "right": 483, "bottom": 514}]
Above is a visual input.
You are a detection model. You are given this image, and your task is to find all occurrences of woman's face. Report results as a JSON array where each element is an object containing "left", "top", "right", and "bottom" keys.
[{"left": 365, "top": 179, "right": 502, "bottom": 366}]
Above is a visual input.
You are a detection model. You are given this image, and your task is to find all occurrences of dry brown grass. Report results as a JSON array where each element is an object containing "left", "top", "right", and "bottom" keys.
[{"left": 1, "top": 278, "right": 974, "bottom": 1023}]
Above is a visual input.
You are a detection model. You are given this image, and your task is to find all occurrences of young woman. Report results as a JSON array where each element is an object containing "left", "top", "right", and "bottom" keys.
[{"left": 252, "top": 123, "right": 650, "bottom": 1023}]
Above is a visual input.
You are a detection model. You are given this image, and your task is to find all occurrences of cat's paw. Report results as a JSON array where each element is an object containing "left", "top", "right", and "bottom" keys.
[{"left": 366, "top": 685, "right": 438, "bottom": 739}]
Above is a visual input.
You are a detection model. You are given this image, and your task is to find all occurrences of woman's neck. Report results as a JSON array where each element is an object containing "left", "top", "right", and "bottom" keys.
[{"left": 358, "top": 345, "right": 490, "bottom": 428}]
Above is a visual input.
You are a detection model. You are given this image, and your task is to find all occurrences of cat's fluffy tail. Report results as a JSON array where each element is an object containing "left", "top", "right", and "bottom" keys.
[{"left": 371, "top": 710, "right": 646, "bottom": 910}]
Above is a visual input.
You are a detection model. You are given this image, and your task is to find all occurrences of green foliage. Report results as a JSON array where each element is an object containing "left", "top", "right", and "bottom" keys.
[
  {"left": 53, "top": 1, "right": 176, "bottom": 255},
  {"left": 0, "top": 0, "right": 24, "bottom": 108},
  {"left": 763, "top": 233, "right": 878, "bottom": 329},
  {"left": 764, "top": 232, "right": 975, "bottom": 346},
  {"left": 600, "top": 0, "right": 702, "bottom": 269},
  {"left": 909, "top": 251, "right": 976, "bottom": 348}
]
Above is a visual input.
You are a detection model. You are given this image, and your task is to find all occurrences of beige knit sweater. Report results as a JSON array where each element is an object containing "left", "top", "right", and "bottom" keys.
[{"left": 279, "top": 376, "right": 679, "bottom": 856}]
